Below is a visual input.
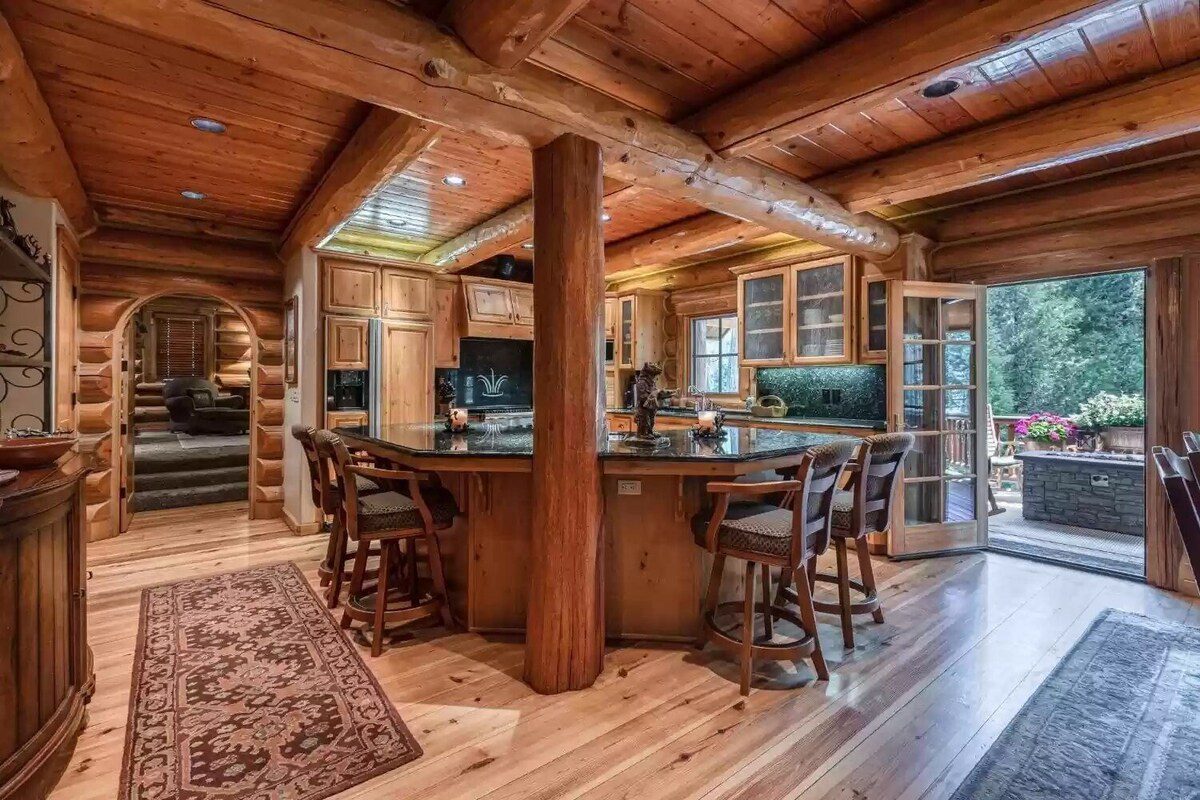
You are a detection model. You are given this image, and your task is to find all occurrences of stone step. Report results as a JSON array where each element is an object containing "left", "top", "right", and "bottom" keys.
[
  {"left": 130, "top": 482, "right": 248, "bottom": 512},
  {"left": 134, "top": 465, "right": 248, "bottom": 492}
]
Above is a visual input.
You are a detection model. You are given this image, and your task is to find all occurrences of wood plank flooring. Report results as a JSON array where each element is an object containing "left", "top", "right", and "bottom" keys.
[{"left": 52, "top": 502, "right": 1200, "bottom": 800}]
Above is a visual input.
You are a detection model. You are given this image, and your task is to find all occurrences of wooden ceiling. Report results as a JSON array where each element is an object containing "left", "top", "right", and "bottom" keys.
[
  {"left": 4, "top": 0, "right": 365, "bottom": 239},
  {"left": 7, "top": 0, "right": 1200, "bottom": 275}
]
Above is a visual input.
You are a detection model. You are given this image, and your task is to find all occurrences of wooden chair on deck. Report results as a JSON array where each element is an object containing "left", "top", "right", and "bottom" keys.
[
  {"left": 313, "top": 430, "right": 458, "bottom": 656},
  {"left": 290, "top": 424, "right": 385, "bottom": 608},
  {"left": 692, "top": 441, "right": 856, "bottom": 695},
  {"left": 1151, "top": 445, "right": 1200, "bottom": 590},
  {"left": 804, "top": 432, "right": 913, "bottom": 649},
  {"left": 986, "top": 404, "right": 1019, "bottom": 516}
]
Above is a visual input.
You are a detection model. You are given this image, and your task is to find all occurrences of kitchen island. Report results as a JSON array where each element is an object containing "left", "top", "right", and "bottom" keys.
[{"left": 335, "top": 416, "right": 854, "bottom": 649}]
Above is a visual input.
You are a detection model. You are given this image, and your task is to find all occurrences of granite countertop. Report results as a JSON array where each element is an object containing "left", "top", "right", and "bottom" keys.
[
  {"left": 336, "top": 415, "right": 856, "bottom": 463},
  {"left": 606, "top": 406, "right": 886, "bottom": 431}
]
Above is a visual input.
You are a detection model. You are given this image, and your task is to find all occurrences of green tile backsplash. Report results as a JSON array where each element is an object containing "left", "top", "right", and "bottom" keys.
[{"left": 755, "top": 366, "right": 886, "bottom": 422}]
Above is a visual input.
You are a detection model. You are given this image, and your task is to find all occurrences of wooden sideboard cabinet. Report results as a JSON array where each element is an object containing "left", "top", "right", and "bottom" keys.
[{"left": 0, "top": 456, "right": 92, "bottom": 800}]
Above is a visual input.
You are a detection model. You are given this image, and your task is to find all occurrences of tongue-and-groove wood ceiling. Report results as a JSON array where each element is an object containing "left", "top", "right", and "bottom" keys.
[{"left": 7, "top": 0, "right": 1200, "bottom": 270}]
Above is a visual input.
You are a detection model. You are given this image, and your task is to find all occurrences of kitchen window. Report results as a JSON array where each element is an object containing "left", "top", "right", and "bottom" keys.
[{"left": 690, "top": 314, "right": 739, "bottom": 395}]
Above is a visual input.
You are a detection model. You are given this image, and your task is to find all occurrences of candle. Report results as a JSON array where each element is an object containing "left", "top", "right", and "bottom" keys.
[
  {"left": 697, "top": 410, "right": 717, "bottom": 432},
  {"left": 449, "top": 408, "right": 468, "bottom": 431}
]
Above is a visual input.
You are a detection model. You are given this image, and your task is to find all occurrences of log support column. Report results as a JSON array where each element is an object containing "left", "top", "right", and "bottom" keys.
[{"left": 525, "top": 133, "right": 606, "bottom": 693}]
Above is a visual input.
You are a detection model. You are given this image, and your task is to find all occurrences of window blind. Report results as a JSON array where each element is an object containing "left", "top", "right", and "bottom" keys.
[{"left": 156, "top": 314, "right": 206, "bottom": 379}]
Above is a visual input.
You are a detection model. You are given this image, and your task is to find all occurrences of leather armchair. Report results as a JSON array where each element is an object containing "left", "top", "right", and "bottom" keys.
[{"left": 162, "top": 377, "right": 249, "bottom": 435}]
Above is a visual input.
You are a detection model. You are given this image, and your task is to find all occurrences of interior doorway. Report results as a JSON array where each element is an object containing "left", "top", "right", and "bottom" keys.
[
  {"left": 118, "top": 295, "right": 253, "bottom": 529},
  {"left": 984, "top": 270, "right": 1147, "bottom": 579}
]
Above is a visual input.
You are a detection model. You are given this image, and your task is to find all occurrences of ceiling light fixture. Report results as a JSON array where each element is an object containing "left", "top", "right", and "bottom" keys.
[
  {"left": 190, "top": 116, "right": 227, "bottom": 134},
  {"left": 921, "top": 79, "right": 961, "bottom": 99},
  {"left": 522, "top": 242, "right": 535, "bottom": 250},
  {"left": 180, "top": 189, "right": 207, "bottom": 201},
  {"left": 442, "top": 174, "right": 467, "bottom": 187}
]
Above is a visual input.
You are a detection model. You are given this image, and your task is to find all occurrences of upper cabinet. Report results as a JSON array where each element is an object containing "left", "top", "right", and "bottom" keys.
[
  {"left": 859, "top": 273, "right": 890, "bottom": 364},
  {"left": 382, "top": 269, "right": 431, "bottom": 320},
  {"left": 432, "top": 278, "right": 460, "bottom": 368},
  {"left": 326, "top": 316, "right": 369, "bottom": 370},
  {"left": 323, "top": 258, "right": 380, "bottom": 316},
  {"left": 736, "top": 255, "right": 856, "bottom": 367},
  {"left": 615, "top": 290, "right": 666, "bottom": 369},
  {"left": 460, "top": 276, "right": 533, "bottom": 339},
  {"left": 737, "top": 267, "right": 789, "bottom": 366},
  {"left": 604, "top": 296, "right": 617, "bottom": 340},
  {"left": 791, "top": 256, "right": 853, "bottom": 365}
]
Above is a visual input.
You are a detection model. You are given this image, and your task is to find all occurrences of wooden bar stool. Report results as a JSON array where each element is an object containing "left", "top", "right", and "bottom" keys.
[
  {"left": 798, "top": 433, "right": 913, "bottom": 649},
  {"left": 314, "top": 430, "right": 458, "bottom": 656},
  {"left": 291, "top": 425, "right": 385, "bottom": 609},
  {"left": 693, "top": 441, "right": 856, "bottom": 695}
]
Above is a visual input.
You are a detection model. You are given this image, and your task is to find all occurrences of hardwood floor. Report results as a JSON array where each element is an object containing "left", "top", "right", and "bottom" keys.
[{"left": 54, "top": 502, "right": 1200, "bottom": 800}]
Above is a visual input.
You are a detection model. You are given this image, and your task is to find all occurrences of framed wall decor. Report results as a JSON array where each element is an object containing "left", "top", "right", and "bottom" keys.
[{"left": 283, "top": 295, "right": 298, "bottom": 385}]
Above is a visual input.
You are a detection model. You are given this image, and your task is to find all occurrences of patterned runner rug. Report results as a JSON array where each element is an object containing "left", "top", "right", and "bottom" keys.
[
  {"left": 120, "top": 562, "right": 422, "bottom": 799},
  {"left": 951, "top": 609, "right": 1200, "bottom": 799}
]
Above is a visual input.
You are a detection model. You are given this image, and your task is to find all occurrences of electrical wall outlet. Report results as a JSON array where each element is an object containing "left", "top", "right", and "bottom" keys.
[{"left": 617, "top": 479, "right": 642, "bottom": 495}]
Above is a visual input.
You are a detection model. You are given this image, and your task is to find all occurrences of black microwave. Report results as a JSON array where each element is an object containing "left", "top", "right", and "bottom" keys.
[{"left": 605, "top": 339, "right": 615, "bottom": 363}]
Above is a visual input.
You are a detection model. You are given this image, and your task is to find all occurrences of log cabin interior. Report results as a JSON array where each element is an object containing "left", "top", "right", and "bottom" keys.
[{"left": 2, "top": 1, "right": 1200, "bottom": 798}]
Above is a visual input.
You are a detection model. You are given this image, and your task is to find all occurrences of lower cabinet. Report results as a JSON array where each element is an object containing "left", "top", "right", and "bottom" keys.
[
  {"left": 326, "top": 410, "right": 368, "bottom": 429},
  {"left": 380, "top": 320, "right": 433, "bottom": 427}
]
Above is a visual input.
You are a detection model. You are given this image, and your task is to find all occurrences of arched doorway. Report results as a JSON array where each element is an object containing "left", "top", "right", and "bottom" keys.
[{"left": 76, "top": 284, "right": 284, "bottom": 543}]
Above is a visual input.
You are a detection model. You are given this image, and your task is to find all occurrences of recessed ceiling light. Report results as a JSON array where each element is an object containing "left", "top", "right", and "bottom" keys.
[
  {"left": 921, "top": 79, "right": 961, "bottom": 99},
  {"left": 442, "top": 174, "right": 467, "bottom": 187},
  {"left": 180, "top": 189, "right": 207, "bottom": 201},
  {"left": 521, "top": 242, "right": 535, "bottom": 250},
  {"left": 190, "top": 117, "right": 227, "bottom": 134},
  {"left": 601, "top": 212, "right": 612, "bottom": 222}
]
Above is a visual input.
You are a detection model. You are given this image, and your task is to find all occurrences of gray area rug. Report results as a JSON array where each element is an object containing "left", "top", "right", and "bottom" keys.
[{"left": 951, "top": 609, "right": 1200, "bottom": 799}]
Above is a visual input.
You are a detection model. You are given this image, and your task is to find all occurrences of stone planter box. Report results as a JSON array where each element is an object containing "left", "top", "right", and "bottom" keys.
[{"left": 1015, "top": 450, "right": 1145, "bottom": 536}]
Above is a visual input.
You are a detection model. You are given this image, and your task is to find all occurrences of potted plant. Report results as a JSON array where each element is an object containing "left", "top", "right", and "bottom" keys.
[
  {"left": 1073, "top": 392, "right": 1145, "bottom": 452},
  {"left": 1015, "top": 413, "right": 1076, "bottom": 451}
]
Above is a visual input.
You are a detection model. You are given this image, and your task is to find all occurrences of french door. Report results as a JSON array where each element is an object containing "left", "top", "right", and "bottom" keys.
[{"left": 887, "top": 281, "right": 988, "bottom": 557}]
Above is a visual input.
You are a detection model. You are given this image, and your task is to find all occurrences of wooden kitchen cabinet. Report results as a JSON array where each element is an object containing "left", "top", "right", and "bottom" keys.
[
  {"left": 381, "top": 268, "right": 431, "bottom": 320},
  {"left": 326, "top": 409, "right": 368, "bottom": 428},
  {"left": 460, "top": 277, "right": 534, "bottom": 339},
  {"left": 604, "top": 296, "right": 617, "bottom": 340},
  {"left": 615, "top": 290, "right": 665, "bottom": 369},
  {"left": 433, "top": 278, "right": 460, "bottom": 368},
  {"left": 859, "top": 273, "right": 890, "bottom": 364},
  {"left": 737, "top": 267, "right": 789, "bottom": 366},
  {"left": 323, "top": 258, "right": 379, "bottom": 316},
  {"left": 325, "top": 316, "right": 369, "bottom": 370},
  {"left": 380, "top": 320, "right": 433, "bottom": 426},
  {"left": 791, "top": 256, "right": 853, "bottom": 364}
]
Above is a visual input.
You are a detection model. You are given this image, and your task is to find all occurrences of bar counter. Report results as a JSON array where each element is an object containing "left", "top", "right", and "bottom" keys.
[{"left": 337, "top": 416, "right": 854, "bottom": 644}]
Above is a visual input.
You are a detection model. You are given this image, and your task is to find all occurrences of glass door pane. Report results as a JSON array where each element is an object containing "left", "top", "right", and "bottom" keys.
[
  {"left": 889, "top": 284, "right": 986, "bottom": 556},
  {"left": 866, "top": 278, "right": 887, "bottom": 353},
  {"left": 741, "top": 272, "right": 786, "bottom": 362},
  {"left": 794, "top": 262, "right": 846, "bottom": 360}
]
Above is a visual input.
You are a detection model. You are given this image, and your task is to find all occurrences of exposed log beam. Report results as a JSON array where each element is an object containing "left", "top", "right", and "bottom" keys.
[
  {"left": 46, "top": 0, "right": 898, "bottom": 259},
  {"left": 279, "top": 108, "right": 440, "bottom": 261},
  {"left": 445, "top": 0, "right": 589, "bottom": 69},
  {"left": 82, "top": 226, "right": 284, "bottom": 282},
  {"left": 604, "top": 212, "right": 767, "bottom": 276},
  {"left": 0, "top": 10, "right": 94, "bottom": 234},
  {"left": 910, "top": 150, "right": 1200, "bottom": 242},
  {"left": 933, "top": 201, "right": 1200, "bottom": 276},
  {"left": 686, "top": 0, "right": 1144, "bottom": 158},
  {"left": 420, "top": 185, "right": 643, "bottom": 271},
  {"left": 95, "top": 203, "right": 276, "bottom": 244},
  {"left": 816, "top": 59, "right": 1200, "bottom": 212}
]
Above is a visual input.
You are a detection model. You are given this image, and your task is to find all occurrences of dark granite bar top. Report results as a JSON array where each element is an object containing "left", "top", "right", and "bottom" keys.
[
  {"left": 335, "top": 414, "right": 855, "bottom": 463},
  {"left": 606, "top": 406, "right": 886, "bottom": 431}
]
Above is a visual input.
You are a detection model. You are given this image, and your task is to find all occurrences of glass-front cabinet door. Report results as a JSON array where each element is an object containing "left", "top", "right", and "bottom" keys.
[
  {"left": 791, "top": 256, "right": 852, "bottom": 364},
  {"left": 738, "top": 267, "right": 788, "bottom": 366},
  {"left": 859, "top": 274, "right": 889, "bottom": 363},
  {"left": 619, "top": 296, "right": 634, "bottom": 368},
  {"left": 887, "top": 281, "right": 987, "bottom": 557}
]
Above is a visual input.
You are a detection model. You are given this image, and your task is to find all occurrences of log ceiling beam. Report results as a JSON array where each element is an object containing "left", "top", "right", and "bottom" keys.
[
  {"left": 82, "top": 226, "right": 284, "bottom": 282},
  {"left": 603, "top": 212, "right": 767, "bottom": 276},
  {"left": 279, "top": 108, "right": 440, "bottom": 261},
  {"left": 909, "top": 150, "right": 1200, "bottom": 242},
  {"left": 419, "top": 185, "right": 644, "bottom": 271},
  {"left": 0, "top": 10, "right": 95, "bottom": 235},
  {"left": 816, "top": 59, "right": 1200, "bottom": 213},
  {"left": 45, "top": 0, "right": 898, "bottom": 259},
  {"left": 686, "top": 0, "right": 1145, "bottom": 159},
  {"left": 444, "top": 0, "right": 589, "bottom": 69}
]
